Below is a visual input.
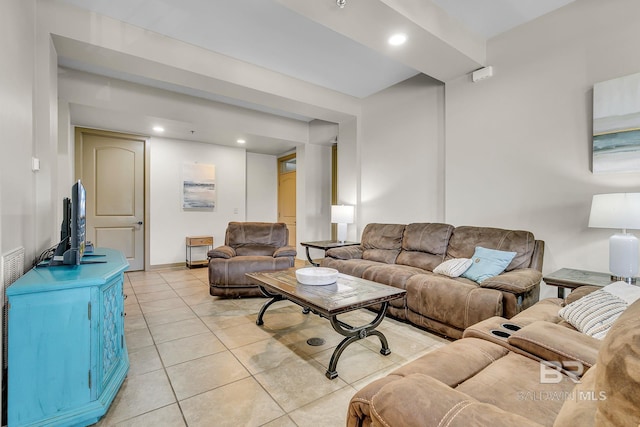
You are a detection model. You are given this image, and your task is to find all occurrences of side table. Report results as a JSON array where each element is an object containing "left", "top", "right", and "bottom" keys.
[
  {"left": 300, "top": 240, "right": 360, "bottom": 266},
  {"left": 186, "top": 235, "right": 214, "bottom": 268},
  {"left": 543, "top": 268, "right": 616, "bottom": 298}
]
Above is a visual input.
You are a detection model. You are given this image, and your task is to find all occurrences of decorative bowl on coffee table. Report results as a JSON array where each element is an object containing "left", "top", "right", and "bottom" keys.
[{"left": 295, "top": 267, "right": 339, "bottom": 285}]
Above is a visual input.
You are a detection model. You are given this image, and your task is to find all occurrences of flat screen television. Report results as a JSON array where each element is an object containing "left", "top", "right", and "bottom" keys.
[{"left": 50, "top": 180, "right": 87, "bottom": 266}]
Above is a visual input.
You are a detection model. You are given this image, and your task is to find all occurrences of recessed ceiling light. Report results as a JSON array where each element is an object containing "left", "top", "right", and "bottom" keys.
[
  {"left": 153, "top": 126, "right": 164, "bottom": 132},
  {"left": 237, "top": 139, "right": 246, "bottom": 144},
  {"left": 388, "top": 33, "right": 407, "bottom": 46}
]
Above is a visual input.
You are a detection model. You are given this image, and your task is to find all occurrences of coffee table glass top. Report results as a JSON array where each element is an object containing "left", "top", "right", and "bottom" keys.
[{"left": 246, "top": 268, "right": 405, "bottom": 315}]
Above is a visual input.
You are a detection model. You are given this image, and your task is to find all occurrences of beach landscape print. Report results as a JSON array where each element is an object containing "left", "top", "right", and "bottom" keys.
[
  {"left": 593, "top": 72, "right": 640, "bottom": 173},
  {"left": 183, "top": 162, "right": 216, "bottom": 209}
]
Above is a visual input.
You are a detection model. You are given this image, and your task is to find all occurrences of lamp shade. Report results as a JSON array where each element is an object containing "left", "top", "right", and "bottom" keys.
[
  {"left": 589, "top": 193, "right": 640, "bottom": 282},
  {"left": 331, "top": 205, "right": 354, "bottom": 224},
  {"left": 588, "top": 193, "right": 640, "bottom": 230}
]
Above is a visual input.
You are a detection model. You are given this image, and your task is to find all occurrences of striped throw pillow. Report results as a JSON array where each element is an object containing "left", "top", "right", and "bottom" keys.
[
  {"left": 433, "top": 258, "right": 472, "bottom": 277},
  {"left": 559, "top": 282, "right": 640, "bottom": 339}
]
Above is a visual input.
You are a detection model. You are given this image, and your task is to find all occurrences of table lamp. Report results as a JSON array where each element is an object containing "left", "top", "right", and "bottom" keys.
[
  {"left": 331, "top": 205, "right": 354, "bottom": 243},
  {"left": 588, "top": 193, "right": 640, "bottom": 284}
]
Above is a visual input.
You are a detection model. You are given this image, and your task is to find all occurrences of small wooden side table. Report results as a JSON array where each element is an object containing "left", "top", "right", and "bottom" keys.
[
  {"left": 543, "top": 268, "right": 615, "bottom": 298},
  {"left": 186, "top": 236, "right": 214, "bottom": 268},
  {"left": 300, "top": 240, "right": 360, "bottom": 266}
]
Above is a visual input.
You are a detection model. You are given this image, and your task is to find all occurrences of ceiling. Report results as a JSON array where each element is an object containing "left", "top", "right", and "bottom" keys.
[{"left": 53, "top": 0, "right": 575, "bottom": 154}]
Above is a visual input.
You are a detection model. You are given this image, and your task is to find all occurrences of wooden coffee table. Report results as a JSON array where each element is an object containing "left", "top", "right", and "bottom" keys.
[{"left": 246, "top": 268, "right": 406, "bottom": 379}]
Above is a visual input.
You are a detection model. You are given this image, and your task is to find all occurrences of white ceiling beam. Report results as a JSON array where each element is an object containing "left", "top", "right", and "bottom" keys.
[
  {"left": 40, "top": 1, "right": 361, "bottom": 124},
  {"left": 276, "top": 0, "right": 486, "bottom": 82}
]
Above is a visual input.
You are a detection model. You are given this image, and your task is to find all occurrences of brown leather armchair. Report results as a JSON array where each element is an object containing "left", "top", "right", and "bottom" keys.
[{"left": 208, "top": 222, "right": 297, "bottom": 297}]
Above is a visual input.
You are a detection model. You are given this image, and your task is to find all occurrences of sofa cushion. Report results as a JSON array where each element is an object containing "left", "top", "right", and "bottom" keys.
[
  {"left": 320, "top": 258, "right": 383, "bottom": 278},
  {"left": 446, "top": 226, "right": 536, "bottom": 271},
  {"left": 361, "top": 223, "right": 405, "bottom": 264},
  {"left": 396, "top": 223, "right": 454, "bottom": 270},
  {"left": 461, "top": 247, "right": 517, "bottom": 283},
  {"left": 389, "top": 337, "right": 510, "bottom": 386},
  {"left": 455, "top": 352, "right": 575, "bottom": 425},
  {"left": 406, "top": 274, "right": 503, "bottom": 330},
  {"left": 433, "top": 258, "right": 472, "bottom": 277},
  {"left": 226, "top": 221, "right": 289, "bottom": 248},
  {"left": 369, "top": 373, "right": 543, "bottom": 427},
  {"left": 361, "top": 264, "right": 427, "bottom": 309},
  {"left": 235, "top": 244, "right": 277, "bottom": 256}
]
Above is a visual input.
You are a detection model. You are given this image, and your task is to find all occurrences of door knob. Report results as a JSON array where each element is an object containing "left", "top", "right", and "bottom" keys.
[{"left": 135, "top": 221, "right": 143, "bottom": 225}]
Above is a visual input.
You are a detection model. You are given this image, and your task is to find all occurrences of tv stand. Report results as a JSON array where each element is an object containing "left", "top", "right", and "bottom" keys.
[{"left": 6, "top": 248, "right": 129, "bottom": 426}]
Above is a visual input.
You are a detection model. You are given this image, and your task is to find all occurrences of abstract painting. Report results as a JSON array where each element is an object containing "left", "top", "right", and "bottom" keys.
[
  {"left": 593, "top": 71, "right": 640, "bottom": 173},
  {"left": 183, "top": 162, "right": 216, "bottom": 209}
]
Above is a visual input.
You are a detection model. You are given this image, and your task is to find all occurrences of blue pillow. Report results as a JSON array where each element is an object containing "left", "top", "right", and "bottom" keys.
[{"left": 461, "top": 246, "right": 517, "bottom": 283}]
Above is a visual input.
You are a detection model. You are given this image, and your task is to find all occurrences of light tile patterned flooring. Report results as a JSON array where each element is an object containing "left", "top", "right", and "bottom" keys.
[{"left": 94, "top": 266, "right": 448, "bottom": 427}]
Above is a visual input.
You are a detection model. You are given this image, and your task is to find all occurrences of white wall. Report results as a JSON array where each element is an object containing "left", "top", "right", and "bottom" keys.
[
  {"left": 336, "top": 118, "right": 360, "bottom": 241},
  {"left": 149, "top": 138, "right": 246, "bottom": 265},
  {"left": 1, "top": 0, "right": 37, "bottom": 265},
  {"left": 296, "top": 143, "right": 333, "bottom": 258},
  {"left": 359, "top": 73, "right": 445, "bottom": 226},
  {"left": 246, "top": 152, "right": 277, "bottom": 222},
  {"left": 445, "top": 0, "right": 640, "bottom": 297}
]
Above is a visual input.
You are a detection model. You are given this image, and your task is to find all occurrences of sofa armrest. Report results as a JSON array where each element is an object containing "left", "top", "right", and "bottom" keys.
[
  {"left": 325, "top": 245, "right": 363, "bottom": 260},
  {"left": 480, "top": 268, "right": 542, "bottom": 294},
  {"left": 207, "top": 245, "right": 236, "bottom": 259},
  {"left": 367, "top": 373, "right": 543, "bottom": 427},
  {"left": 508, "top": 321, "right": 601, "bottom": 371},
  {"left": 273, "top": 246, "right": 296, "bottom": 258},
  {"left": 564, "top": 285, "right": 601, "bottom": 304}
]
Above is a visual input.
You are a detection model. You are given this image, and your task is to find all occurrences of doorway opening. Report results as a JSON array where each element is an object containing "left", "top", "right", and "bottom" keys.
[{"left": 278, "top": 153, "right": 296, "bottom": 246}]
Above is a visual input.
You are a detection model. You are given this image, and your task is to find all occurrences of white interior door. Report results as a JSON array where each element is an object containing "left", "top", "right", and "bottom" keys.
[{"left": 76, "top": 128, "right": 145, "bottom": 270}]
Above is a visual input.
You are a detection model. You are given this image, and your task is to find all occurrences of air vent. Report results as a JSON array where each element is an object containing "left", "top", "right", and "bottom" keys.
[{"left": 2, "top": 247, "right": 24, "bottom": 370}]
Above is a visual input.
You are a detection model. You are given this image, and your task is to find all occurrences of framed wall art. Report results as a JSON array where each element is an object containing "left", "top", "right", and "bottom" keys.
[
  {"left": 182, "top": 162, "right": 216, "bottom": 209},
  {"left": 593, "top": 71, "right": 640, "bottom": 173}
]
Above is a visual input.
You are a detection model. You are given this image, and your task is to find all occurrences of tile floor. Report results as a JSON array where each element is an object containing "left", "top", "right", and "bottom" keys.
[{"left": 94, "top": 266, "right": 449, "bottom": 427}]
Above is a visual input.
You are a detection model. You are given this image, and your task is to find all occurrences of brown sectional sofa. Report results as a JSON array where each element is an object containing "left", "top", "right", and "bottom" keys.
[
  {"left": 347, "top": 287, "right": 640, "bottom": 427},
  {"left": 321, "top": 223, "right": 544, "bottom": 338}
]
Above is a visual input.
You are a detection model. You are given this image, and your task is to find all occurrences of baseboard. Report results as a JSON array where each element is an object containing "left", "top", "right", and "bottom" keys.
[{"left": 146, "top": 262, "right": 186, "bottom": 271}]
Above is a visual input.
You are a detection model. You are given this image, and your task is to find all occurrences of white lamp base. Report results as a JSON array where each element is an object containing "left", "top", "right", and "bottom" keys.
[
  {"left": 609, "top": 232, "right": 639, "bottom": 283},
  {"left": 337, "top": 223, "right": 347, "bottom": 243}
]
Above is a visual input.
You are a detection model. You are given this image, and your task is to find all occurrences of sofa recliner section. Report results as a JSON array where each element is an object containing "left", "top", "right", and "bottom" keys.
[
  {"left": 347, "top": 291, "right": 640, "bottom": 427},
  {"left": 322, "top": 222, "right": 544, "bottom": 338},
  {"left": 208, "top": 222, "right": 296, "bottom": 297}
]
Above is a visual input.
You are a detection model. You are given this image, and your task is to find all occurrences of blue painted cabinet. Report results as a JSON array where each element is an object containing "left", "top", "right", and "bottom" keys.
[{"left": 6, "top": 248, "right": 129, "bottom": 427}]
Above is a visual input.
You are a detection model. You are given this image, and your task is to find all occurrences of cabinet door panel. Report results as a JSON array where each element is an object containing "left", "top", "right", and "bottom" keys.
[
  {"left": 99, "top": 277, "right": 124, "bottom": 391},
  {"left": 8, "top": 288, "right": 91, "bottom": 425}
]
